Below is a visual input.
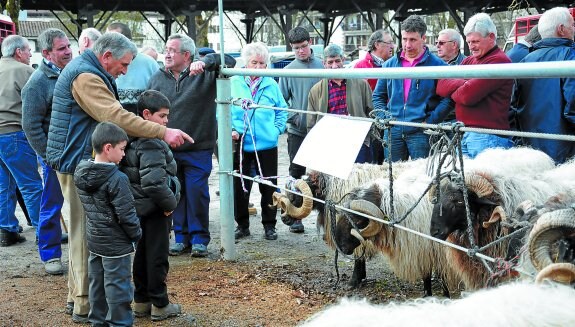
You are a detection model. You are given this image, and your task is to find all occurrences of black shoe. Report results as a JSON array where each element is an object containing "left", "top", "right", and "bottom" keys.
[
  {"left": 264, "top": 227, "right": 277, "bottom": 240},
  {"left": 234, "top": 227, "right": 250, "bottom": 239},
  {"left": 18, "top": 225, "right": 23, "bottom": 233},
  {"left": 61, "top": 233, "right": 69, "bottom": 244},
  {"left": 289, "top": 220, "right": 305, "bottom": 233},
  {"left": 0, "top": 230, "right": 26, "bottom": 247}
]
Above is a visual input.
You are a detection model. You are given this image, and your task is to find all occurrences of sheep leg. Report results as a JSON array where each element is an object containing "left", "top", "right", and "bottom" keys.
[
  {"left": 348, "top": 258, "right": 366, "bottom": 288},
  {"left": 423, "top": 275, "right": 432, "bottom": 297}
]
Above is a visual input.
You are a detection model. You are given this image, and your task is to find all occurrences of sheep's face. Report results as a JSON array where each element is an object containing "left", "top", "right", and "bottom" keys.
[
  {"left": 334, "top": 184, "right": 382, "bottom": 255},
  {"left": 430, "top": 182, "right": 490, "bottom": 240}
]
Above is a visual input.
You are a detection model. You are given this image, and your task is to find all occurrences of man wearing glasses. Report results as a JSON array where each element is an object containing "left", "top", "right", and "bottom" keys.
[
  {"left": 436, "top": 29, "right": 466, "bottom": 65},
  {"left": 354, "top": 29, "right": 395, "bottom": 90},
  {"left": 279, "top": 27, "right": 324, "bottom": 234},
  {"left": 148, "top": 34, "right": 235, "bottom": 257}
]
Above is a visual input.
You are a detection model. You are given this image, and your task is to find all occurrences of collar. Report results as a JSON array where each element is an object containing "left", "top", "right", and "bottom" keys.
[
  {"left": 43, "top": 58, "right": 62, "bottom": 74},
  {"left": 400, "top": 47, "right": 427, "bottom": 64}
]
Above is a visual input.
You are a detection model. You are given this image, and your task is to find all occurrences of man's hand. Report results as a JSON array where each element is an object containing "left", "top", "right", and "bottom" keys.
[
  {"left": 189, "top": 61, "right": 206, "bottom": 75},
  {"left": 164, "top": 128, "right": 194, "bottom": 148}
]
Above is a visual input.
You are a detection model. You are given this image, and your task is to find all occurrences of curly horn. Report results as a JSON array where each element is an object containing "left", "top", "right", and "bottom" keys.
[
  {"left": 529, "top": 209, "right": 575, "bottom": 271},
  {"left": 482, "top": 206, "right": 507, "bottom": 228},
  {"left": 279, "top": 179, "right": 313, "bottom": 220},
  {"left": 535, "top": 263, "right": 575, "bottom": 284},
  {"left": 465, "top": 174, "right": 494, "bottom": 198},
  {"left": 349, "top": 199, "right": 385, "bottom": 238}
]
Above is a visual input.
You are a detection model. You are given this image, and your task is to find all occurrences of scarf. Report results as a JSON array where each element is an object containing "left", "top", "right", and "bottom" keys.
[
  {"left": 245, "top": 76, "right": 262, "bottom": 99},
  {"left": 370, "top": 52, "right": 386, "bottom": 67}
]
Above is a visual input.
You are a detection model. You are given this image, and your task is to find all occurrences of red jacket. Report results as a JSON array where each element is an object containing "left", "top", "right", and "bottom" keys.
[
  {"left": 437, "top": 46, "right": 512, "bottom": 130},
  {"left": 354, "top": 52, "right": 379, "bottom": 90}
]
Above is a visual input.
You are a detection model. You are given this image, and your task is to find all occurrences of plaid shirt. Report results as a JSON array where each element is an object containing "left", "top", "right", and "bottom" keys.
[{"left": 327, "top": 79, "right": 348, "bottom": 115}]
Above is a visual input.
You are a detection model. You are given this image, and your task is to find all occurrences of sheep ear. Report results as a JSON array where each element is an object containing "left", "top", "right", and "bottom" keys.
[{"left": 482, "top": 206, "right": 506, "bottom": 228}]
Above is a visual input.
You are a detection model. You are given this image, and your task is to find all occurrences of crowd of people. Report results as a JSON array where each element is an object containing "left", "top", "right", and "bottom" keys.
[{"left": 0, "top": 5, "right": 573, "bottom": 326}]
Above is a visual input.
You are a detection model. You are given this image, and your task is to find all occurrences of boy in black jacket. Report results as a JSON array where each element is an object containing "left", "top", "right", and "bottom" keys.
[
  {"left": 74, "top": 122, "right": 141, "bottom": 326},
  {"left": 120, "top": 90, "right": 182, "bottom": 321}
]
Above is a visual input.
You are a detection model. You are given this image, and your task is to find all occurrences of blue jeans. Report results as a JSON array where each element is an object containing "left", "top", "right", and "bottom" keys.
[
  {"left": 173, "top": 150, "right": 212, "bottom": 246},
  {"left": 88, "top": 253, "right": 133, "bottom": 327},
  {"left": 383, "top": 127, "right": 430, "bottom": 162},
  {"left": 38, "top": 158, "right": 64, "bottom": 262},
  {"left": 461, "top": 132, "right": 513, "bottom": 158},
  {"left": 0, "top": 131, "right": 42, "bottom": 233}
]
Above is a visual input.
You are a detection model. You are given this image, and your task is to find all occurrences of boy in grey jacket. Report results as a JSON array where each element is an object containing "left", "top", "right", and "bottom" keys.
[{"left": 74, "top": 122, "right": 141, "bottom": 327}]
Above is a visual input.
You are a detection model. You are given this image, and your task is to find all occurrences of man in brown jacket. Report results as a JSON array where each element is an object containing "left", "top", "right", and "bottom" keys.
[{"left": 307, "top": 44, "right": 373, "bottom": 163}]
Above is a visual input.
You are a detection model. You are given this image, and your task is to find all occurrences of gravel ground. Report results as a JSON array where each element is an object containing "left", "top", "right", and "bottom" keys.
[{"left": 0, "top": 134, "right": 449, "bottom": 326}]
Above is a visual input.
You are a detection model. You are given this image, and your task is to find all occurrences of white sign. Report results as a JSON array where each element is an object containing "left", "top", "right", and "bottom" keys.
[{"left": 294, "top": 115, "right": 372, "bottom": 179}]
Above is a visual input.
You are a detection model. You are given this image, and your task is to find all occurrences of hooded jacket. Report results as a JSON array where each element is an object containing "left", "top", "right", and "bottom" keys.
[
  {"left": 373, "top": 47, "right": 452, "bottom": 133},
  {"left": 74, "top": 160, "right": 141, "bottom": 257},
  {"left": 120, "top": 138, "right": 181, "bottom": 216},
  {"left": 230, "top": 76, "right": 288, "bottom": 152}
]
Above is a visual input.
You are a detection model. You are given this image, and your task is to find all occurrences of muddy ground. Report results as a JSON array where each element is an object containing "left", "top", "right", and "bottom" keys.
[{"left": 0, "top": 134, "right": 449, "bottom": 326}]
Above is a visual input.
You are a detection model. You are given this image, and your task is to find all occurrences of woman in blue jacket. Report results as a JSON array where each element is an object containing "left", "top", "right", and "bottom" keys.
[{"left": 231, "top": 42, "right": 288, "bottom": 241}]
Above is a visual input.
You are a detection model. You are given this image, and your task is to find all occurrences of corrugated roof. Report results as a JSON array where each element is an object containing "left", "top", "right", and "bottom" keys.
[{"left": 19, "top": 20, "right": 73, "bottom": 38}]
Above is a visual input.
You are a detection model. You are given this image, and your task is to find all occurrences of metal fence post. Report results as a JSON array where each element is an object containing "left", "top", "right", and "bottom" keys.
[{"left": 216, "top": 77, "right": 237, "bottom": 260}]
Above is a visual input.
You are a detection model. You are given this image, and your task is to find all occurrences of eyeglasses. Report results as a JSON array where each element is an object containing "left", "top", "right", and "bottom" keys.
[
  {"left": 292, "top": 43, "right": 310, "bottom": 51},
  {"left": 378, "top": 40, "right": 394, "bottom": 46},
  {"left": 164, "top": 48, "right": 187, "bottom": 55},
  {"left": 435, "top": 40, "right": 455, "bottom": 46}
]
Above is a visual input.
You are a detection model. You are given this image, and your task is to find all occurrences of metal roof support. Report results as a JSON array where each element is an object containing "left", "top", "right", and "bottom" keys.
[
  {"left": 241, "top": 18, "right": 255, "bottom": 43},
  {"left": 139, "top": 11, "right": 165, "bottom": 43},
  {"left": 156, "top": 0, "right": 188, "bottom": 35},
  {"left": 94, "top": 2, "right": 121, "bottom": 31},
  {"left": 159, "top": 17, "right": 173, "bottom": 40},
  {"left": 224, "top": 12, "right": 248, "bottom": 43},
  {"left": 184, "top": 12, "right": 198, "bottom": 40},
  {"left": 350, "top": 0, "right": 375, "bottom": 32},
  {"left": 49, "top": 9, "right": 78, "bottom": 42},
  {"left": 295, "top": 0, "right": 318, "bottom": 29}
]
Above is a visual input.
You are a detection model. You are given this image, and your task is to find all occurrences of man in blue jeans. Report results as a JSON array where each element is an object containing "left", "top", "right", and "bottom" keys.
[
  {"left": 0, "top": 35, "right": 43, "bottom": 248},
  {"left": 373, "top": 15, "right": 451, "bottom": 162},
  {"left": 22, "top": 28, "right": 72, "bottom": 275},
  {"left": 148, "top": 34, "right": 235, "bottom": 257}
]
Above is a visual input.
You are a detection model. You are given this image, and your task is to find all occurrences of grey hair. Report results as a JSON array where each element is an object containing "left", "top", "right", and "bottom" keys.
[
  {"left": 92, "top": 32, "right": 137, "bottom": 60},
  {"left": 167, "top": 34, "right": 196, "bottom": 57},
  {"left": 1, "top": 35, "right": 29, "bottom": 58},
  {"left": 402, "top": 15, "right": 427, "bottom": 37},
  {"left": 241, "top": 42, "right": 269, "bottom": 65},
  {"left": 367, "top": 29, "right": 391, "bottom": 51},
  {"left": 438, "top": 28, "right": 463, "bottom": 47},
  {"left": 79, "top": 28, "right": 102, "bottom": 43},
  {"left": 323, "top": 44, "right": 344, "bottom": 59},
  {"left": 38, "top": 28, "right": 67, "bottom": 52},
  {"left": 141, "top": 46, "right": 157, "bottom": 53},
  {"left": 464, "top": 13, "right": 497, "bottom": 38},
  {"left": 538, "top": 7, "right": 572, "bottom": 39}
]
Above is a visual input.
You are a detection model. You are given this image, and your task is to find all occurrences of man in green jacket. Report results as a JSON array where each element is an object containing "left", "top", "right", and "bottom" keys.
[{"left": 307, "top": 44, "right": 373, "bottom": 163}]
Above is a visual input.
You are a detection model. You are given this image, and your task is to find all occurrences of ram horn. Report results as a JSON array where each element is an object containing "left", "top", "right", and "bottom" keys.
[
  {"left": 278, "top": 179, "right": 313, "bottom": 220},
  {"left": 529, "top": 209, "right": 575, "bottom": 271},
  {"left": 349, "top": 199, "right": 385, "bottom": 238},
  {"left": 465, "top": 173, "right": 494, "bottom": 198},
  {"left": 535, "top": 263, "right": 575, "bottom": 284},
  {"left": 482, "top": 206, "right": 507, "bottom": 228}
]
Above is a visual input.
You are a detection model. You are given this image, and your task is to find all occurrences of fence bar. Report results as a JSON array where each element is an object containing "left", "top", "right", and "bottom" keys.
[
  {"left": 216, "top": 78, "right": 237, "bottom": 260},
  {"left": 222, "top": 61, "right": 575, "bottom": 79}
]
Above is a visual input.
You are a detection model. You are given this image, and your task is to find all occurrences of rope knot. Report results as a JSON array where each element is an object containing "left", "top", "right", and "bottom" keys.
[
  {"left": 241, "top": 99, "right": 254, "bottom": 110},
  {"left": 467, "top": 246, "right": 480, "bottom": 258}
]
